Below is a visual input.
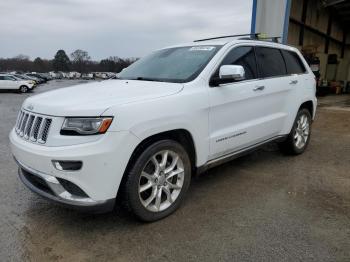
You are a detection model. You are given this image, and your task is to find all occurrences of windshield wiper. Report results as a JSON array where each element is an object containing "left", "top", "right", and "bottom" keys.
[{"left": 134, "top": 77, "right": 162, "bottom": 82}]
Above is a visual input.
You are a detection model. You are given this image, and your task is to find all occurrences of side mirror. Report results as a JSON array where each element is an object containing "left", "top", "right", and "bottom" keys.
[{"left": 219, "top": 65, "right": 245, "bottom": 81}]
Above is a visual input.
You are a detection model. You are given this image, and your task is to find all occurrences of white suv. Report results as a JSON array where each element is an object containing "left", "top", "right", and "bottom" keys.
[
  {"left": 0, "top": 74, "right": 35, "bottom": 93},
  {"left": 10, "top": 37, "right": 317, "bottom": 221}
]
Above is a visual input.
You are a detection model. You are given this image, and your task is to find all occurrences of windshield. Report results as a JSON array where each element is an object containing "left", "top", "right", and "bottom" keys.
[
  {"left": 118, "top": 45, "right": 221, "bottom": 83},
  {"left": 14, "top": 75, "right": 25, "bottom": 79}
]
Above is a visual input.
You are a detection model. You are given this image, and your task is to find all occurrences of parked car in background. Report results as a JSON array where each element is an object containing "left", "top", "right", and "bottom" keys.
[
  {"left": 21, "top": 74, "right": 43, "bottom": 84},
  {"left": 35, "top": 73, "right": 52, "bottom": 81},
  {"left": 49, "top": 71, "right": 60, "bottom": 79},
  {"left": 82, "top": 73, "right": 94, "bottom": 80},
  {"left": 11, "top": 74, "right": 37, "bottom": 88},
  {"left": 25, "top": 73, "right": 46, "bottom": 83},
  {"left": 68, "top": 71, "right": 81, "bottom": 79},
  {"left": 0, "top": 74, "right": 34, "bottom": 93},
  {"left": 95, "top": 72, "right": 109, "bottom": 79}
]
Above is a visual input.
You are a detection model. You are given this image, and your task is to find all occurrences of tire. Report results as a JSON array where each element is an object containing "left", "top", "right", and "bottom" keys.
[
  {"left": 19, "top": 85, "right": 28, "bottom": 93},
  {"left": 279, "top": 108, "right": 312, "bottom": 155},
  {"left": 123, "top": 140, "right": 191, "bottom": 222}
]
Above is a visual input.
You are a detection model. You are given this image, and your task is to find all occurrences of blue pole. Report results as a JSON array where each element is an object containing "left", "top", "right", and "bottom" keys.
[
  {"left": 250, "top": 0, "right": 257, "bottom": 34},
  {"left": 282, "top": 0, "right": 292, "bottom": 44}
]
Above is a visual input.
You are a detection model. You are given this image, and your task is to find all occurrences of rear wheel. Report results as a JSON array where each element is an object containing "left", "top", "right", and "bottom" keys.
[
  {"left": 19, "top": 85, "right": 28, "bottom": 93},
  {"left": 279, "top": 108, "right": 312, "bottom": 155},
  {"left": 123, "top": 140, "right": 191, "bottom": 222}
]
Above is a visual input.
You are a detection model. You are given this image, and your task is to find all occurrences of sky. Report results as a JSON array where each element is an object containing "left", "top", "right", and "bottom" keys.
[{"left": 0, "top": 0, "right": 252, "bottom": 60}]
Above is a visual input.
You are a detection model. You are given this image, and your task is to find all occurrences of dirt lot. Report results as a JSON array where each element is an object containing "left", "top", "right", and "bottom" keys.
[{"left": 0, "top": 80, "right": 349, "bottom": 262}]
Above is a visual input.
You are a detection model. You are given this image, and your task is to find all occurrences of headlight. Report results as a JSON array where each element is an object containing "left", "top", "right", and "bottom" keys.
[{"left": 61, "top": 117, "right": 113, "bottom": 135}]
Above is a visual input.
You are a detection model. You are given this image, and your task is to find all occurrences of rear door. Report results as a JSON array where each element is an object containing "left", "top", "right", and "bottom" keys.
[
  {"left": 280, "top": 48, "right": 308, "bottom": 97},
  {"left": 254, "top": 46, "right": 294, "bottom": 133}
]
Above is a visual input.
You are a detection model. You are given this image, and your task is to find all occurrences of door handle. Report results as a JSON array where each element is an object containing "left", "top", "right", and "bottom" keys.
[
  {"left": 253, "top": 85, "right": 265, "bottom": 91},
  {"left": 290, "top": 80, "right": 298, "bottom": 85}
]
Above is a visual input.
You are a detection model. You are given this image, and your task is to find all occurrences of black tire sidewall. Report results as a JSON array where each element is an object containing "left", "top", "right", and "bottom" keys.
[{"left": 125, "top": 140, "right": 191, "bottom": 222}]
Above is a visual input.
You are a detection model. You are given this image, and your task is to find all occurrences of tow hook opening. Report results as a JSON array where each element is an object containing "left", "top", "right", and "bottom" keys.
[{"left": 52, "top": 160, "right": 83, "bottom": 171}]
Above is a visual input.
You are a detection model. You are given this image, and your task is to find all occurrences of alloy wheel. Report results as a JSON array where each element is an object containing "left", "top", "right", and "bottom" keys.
[
  {"left": 138, "top": 150, "right": 184, "bottom": 212},
  {"left": 20, "top": 86, "right": 28, "bottom": 93},
  {"left": 294, "top": 114, "right": 310, "bottom": 149}
]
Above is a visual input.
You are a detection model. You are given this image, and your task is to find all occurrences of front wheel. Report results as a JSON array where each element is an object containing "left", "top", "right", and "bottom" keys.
[
  {"left": 19, "top": 85, "right": 28, "bottom": 93},
  {"left": 279, "top": 108, "right": 312, "bottom": 155},
  {"left": 123, "top": 140, "right": 191, "bottom": 222}
]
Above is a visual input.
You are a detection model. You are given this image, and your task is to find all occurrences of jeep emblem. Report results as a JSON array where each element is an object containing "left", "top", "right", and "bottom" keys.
[{"left": 27, "top": 104, "right": 34, "bottom": 111}]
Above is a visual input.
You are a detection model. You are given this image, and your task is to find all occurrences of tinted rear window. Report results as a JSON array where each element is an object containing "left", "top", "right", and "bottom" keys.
[
  {"left": 256, "top": 47, "right": 286, "bottom": 78},
  {"left": 281, "top": 50, "right": 306, "bottom": 74}
]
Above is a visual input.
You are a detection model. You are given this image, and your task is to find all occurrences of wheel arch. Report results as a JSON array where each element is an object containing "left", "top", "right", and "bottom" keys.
[
  {"left": 127, "top": 129, "right": 197, "bottom": 173},
  {"left": 299, "top": 100, "right": 314, "bottom": 119},
  {"left": 117, "top": 128, "right": 197, "bottom": 201}
]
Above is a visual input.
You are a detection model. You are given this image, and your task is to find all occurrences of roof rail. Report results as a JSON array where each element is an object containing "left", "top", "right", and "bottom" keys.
[
  {"left": 193, "top": 33, "right": 260, "bottom": 42},
  {"left": 194, "top": 33, "right": 281, "bottom": 43},
  {"left": 245, "top": 36, "right": 281, "bottom": 43}
]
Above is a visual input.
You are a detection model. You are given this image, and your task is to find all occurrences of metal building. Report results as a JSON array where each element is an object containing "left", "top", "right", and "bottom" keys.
[{"left": 252, "top": 0, "right": 350, "bottom": 94}]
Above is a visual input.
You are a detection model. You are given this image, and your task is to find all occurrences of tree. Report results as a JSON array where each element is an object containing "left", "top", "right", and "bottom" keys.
[
  {"left": 53, "top": 50, "right": 70, "bottom": 72},
  {"left": 70, "top": 49, "right": 91, "bottom": 73},
  {"left": 99, "top": 56, "right": 135, "bottom": 73},
  {"left": 9, "top": 54, "right": 31, "bottom": 71},
  {"left": 33, "top": 57, "right": 44, "bottom": 72},
  {"left": 0, "top": 50, "right": 136, "bottom": 73},
  {"left": 13, "top": 54, "right": 30, "bottom": 61}
]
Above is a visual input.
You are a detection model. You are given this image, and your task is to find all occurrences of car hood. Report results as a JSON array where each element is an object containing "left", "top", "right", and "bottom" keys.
[{"left": 22, "top": 80, "right": 183, "bottom": 116}]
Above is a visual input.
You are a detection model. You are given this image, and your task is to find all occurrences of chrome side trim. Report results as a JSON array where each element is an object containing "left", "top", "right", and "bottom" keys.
[{"left": 198, "top": 135, "right": 286, "bottom": 173}]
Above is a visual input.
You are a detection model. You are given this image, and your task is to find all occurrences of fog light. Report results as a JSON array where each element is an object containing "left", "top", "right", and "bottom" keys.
[{"left": 52, "top": 160, "right": 83, "bottom": 171}]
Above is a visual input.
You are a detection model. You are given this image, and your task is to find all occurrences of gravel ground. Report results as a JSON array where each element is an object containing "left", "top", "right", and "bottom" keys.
[{"left": 0, "top": 80, "right": 349, "bottom": 262}]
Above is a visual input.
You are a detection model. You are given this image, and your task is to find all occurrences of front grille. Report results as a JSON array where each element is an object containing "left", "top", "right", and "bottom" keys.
[{"left": 15, "top": 110, "right": 52, "bottom": 144}]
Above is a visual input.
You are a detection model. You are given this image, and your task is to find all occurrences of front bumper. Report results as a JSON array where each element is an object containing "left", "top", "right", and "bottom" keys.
[
  {"left": 10, "top": 128, "right": 140, "bottom": 211},
  {"left": 17, "top": 158, "right": 115, "bottom": 212}
]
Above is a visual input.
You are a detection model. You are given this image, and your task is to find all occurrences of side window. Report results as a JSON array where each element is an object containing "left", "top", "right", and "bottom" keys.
[
  {"left": 281, "top": 50, "right": 306, "bottom": 74},
  {"left": 255, "top": 47, "right": 287, "bottom": 78},
  {"left": 215, "top": 46, "right": 258, "bottom": 80},
  {"left": 4, "top": 76, "right": 15, "bottom": 80},
  {"left": 0, "top": 76, "right": 4, "bottom": 80}
]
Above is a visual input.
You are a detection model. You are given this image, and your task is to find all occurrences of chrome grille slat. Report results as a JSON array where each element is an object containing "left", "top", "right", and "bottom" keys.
[
  {"left": 24, "top": 115, "right": 35, "bottom": 139},
  {"left": 15, "top": 110, "right": 52, "bottom": 145},
  {"left": 18, "top": 112, "right": 25, "bottom": 131},
  {"left": 29, "top": 116, "right": 39, "bottom": 141},
  {"left": 18, "top": 112, "right": 27, "bottom": 134},
  {"left": 41, "top": 119, "right": 52, "bottom": 142},
  {"left": 19, "top": 114, "right": 29, "bottom": 136},
  {"left": 15, "top": 111, "right": 24, "bottom": 132},
  {"left": 37, "top": 119, "right": 47, "bottom": 144},
  {"left": 33, "top": 117, "right": 43, "bottom": 140}
]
